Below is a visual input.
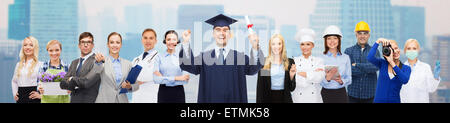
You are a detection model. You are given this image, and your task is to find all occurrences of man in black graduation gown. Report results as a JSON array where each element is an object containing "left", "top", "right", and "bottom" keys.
[{"left": 179, "top": 14, "right": 264, "bottom": 103}]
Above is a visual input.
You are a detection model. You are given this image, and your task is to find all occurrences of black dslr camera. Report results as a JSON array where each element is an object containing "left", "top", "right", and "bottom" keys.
[{"left": 382, "top": 44, "right": 392, "bottom": 56}]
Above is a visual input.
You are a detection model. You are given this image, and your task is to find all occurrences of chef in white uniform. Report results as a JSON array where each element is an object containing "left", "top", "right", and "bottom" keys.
[
  {"left": 131, "top": 28, "right": 160, "bottom": 103},
  {"left": 292, "top": 28, "right": 325, "bottom": 103}
]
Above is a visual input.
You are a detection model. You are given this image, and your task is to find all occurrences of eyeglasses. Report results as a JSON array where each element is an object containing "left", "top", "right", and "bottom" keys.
[{"left": 79, "top": 41, "right": 93, "bottom": 46}]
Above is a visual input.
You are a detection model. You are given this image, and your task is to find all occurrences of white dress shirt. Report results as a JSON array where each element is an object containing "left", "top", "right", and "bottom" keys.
[
  {"left": 76, "top": 52, "right": 94, "bottom": 70},
  {"left": 11, "top": 60, "right": 43, "bottom": 97}
]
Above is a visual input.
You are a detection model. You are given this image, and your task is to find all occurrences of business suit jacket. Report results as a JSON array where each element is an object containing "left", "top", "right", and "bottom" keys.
[
  {"left": 256, "top": 58, "right": 296, "bottom": 103},
  {"left": 60, "top": 53, "right": 102, "bottom": 103},
  {"left": 95, "top": 57, "right": 139, "bottom": 103}
]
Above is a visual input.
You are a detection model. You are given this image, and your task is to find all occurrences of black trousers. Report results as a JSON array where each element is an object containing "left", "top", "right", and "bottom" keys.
[
  {"left": 321, "top": 87, "right": 349, "bottom": 103},
  {"left": 158, "top": 84, "right": 185, "bottom": 103},
  {"left": 348, "top": 96, "right": 374, "bottom": 103},
  {"left": 17, "top": 86, "right": 41, "bottom": 103}
]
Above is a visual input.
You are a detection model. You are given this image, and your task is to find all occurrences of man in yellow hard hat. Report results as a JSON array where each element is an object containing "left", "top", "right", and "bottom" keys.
[
  {"left": 355, "top": 21, "right": 371, "bottom": 46},
  {"left": 344, "top": 21, "right": 380, "bottom": 103}
]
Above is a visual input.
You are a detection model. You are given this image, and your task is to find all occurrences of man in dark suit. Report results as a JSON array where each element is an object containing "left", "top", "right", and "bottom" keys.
[{"left": 60, "top": 32, "right": 102, "bottom": 103}]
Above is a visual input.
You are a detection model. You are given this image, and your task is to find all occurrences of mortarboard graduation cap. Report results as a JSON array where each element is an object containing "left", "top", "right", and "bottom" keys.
[{"left": 205, "top": 14, "right": 238, "bottom": 28}]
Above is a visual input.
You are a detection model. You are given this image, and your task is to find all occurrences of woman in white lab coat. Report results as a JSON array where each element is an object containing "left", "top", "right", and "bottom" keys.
[
  {"left": 291, "top": 28, "right": 325, "bottom": 103},
  {"left": 400, "top": 39, "right": 441, "bottom": 103}
]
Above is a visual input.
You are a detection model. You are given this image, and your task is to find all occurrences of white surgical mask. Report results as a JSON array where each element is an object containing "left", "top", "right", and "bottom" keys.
[{"left": 405, "top": 50, "right": 419, "bottom": 60}]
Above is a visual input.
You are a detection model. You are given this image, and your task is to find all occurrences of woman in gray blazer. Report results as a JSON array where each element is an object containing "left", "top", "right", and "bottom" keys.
[{"left": 94, "top": 32, "right": 139, "bottom": 103}]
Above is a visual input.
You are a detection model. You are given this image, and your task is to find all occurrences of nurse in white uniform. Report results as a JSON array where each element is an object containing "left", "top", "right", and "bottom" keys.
[
  {"left": 131, "top": 28, "right": 160, "bottom": 103},
  {"left": 400, "top": 39, "right": 441, "bottom": 103},
  {"left": 292, "top": 28, "right": 325, "bottom": 103}
]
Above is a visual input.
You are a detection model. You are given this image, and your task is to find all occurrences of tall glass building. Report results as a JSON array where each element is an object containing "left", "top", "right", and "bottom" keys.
[
  {"left": 229, "top": 15, "right": 276, "bottom": 103},
  {"left": 310, "top": 0, "right": 396, "bottom": 56},
  {"left": 178, "top": 5, "right": 224, "bottom": 51},
  {"left": 392, "top": 5, "right": 426, "bottom": 49},
  {"left": 432, "top": 35, "right": 450, "bottom": 103},
  {"left": 124, "top": 4, "right": 153, "bottom": 34},
  {"left": 432, "top": 35, "right": 450, "bottom": 82},
  {"left": 30, "top": 0, "right": 79, "bottom": 62},
  {"left": 8, "top": 0, "right": 30, "bottom": 40},
  {"left": 280, "top": 25, "right": 299, "bottom": 58},
  {"left": 0, "top": 40, "right": 21, "bottom": 103}
]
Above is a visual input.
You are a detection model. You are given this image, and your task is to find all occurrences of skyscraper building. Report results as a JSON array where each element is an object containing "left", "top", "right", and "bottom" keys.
[
  {"left": 0, "top": 39, "right": 21, "bottom": 103},
  {"left": 8, "top": 0, "right": 30, "bottom": 40},
  {"left": 29, "top": 0, "right": 78, "bottom": 62},
  {"left": 392, "top": 5, "right": 426, "bottom": 49},
  {"left": 178, "top": 5, "right": 224, "bottom": 51},
  {"left": 310, "top": 0, "right": 396, "bottom": 56},
  {"left": 280, "top": 25, "right": 299, "bottom": 58},
  {"left": 432, "top": 35, "right": 450, "bottom": 82}
]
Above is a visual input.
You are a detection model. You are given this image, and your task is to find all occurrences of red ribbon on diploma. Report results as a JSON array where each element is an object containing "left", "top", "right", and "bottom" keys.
[{"left": 247, "top": 24, "right": 254, "bottom": 29}]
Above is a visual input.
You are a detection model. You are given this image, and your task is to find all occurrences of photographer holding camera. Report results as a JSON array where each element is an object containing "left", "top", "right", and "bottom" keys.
[{"left": 367, "top": 38, "right": 411, "bottom": 103}]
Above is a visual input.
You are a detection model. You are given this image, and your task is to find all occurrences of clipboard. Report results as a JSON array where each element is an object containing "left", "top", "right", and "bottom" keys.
[{"left": 119, "top": 65, "right": 142, "bottom": 94}]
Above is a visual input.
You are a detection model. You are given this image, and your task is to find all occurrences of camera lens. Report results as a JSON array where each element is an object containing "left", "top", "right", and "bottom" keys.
[{"left": 382, "top": 46, "right": 391, "bottom": 56}]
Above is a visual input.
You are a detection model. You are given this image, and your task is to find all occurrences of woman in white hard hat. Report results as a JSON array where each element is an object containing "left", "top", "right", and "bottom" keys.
[
  {"left": 291, "top": 28, "right": 326, "bottom": 103},
  {"left": 400, "top": 39, "right": 440, "bottom": 103},
  {"left": 320, "top": 25, "right": 352, "bottom": 103}
]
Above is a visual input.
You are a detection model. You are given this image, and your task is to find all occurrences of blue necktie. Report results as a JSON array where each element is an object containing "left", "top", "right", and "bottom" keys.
[
  {"left": 76, "top": 58, "right": 84, "bottom": 76},
  {"left": 142, "top": 52, "right": 149, "bottom": 60},
  {"left": 218, "top": 48, "right": 225, "bottom": 65}
]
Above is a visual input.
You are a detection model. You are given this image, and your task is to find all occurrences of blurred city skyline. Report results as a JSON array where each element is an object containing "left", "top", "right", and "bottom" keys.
[
  {"left": 0, "top": 0, "right": 449, "bottom": 103},
  {"left": 1, "top": 0, "right": 450, "bottom": 36}
]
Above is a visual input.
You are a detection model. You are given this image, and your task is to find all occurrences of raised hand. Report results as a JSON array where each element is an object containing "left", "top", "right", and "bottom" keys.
[
  {"left": 248, "top": 33, "right": 259, "bottom": 50},
  {"left": 182, "top": 30, "right": 191, "bottom": 44},
  {"left": 434, "top": 61, "right": 441, "bottom": 79},
  {"left": 95, "top": 53, "right": 105, "bottom": 63},
  {"left": 289, "top": 64, "right": 296, "bottom": 80},
  {"left": 384, "top": 49, "right": 394, "bottom": 65},
  {"left": 376, "top": 38, "right": 389, "bottom": 45}
]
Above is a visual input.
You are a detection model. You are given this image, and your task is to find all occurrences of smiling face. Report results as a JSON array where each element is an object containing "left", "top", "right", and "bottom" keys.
[
  {"left": 300, "top": 42, "right": 314, "bottom": 56},
  {"left": 356, "top": 31, "right": 370, "bottom": 46},
  {"left": 142, "top": 31, "right": 157, "bottom": 51},
  {"left": 213, "top": 26, "right": 231, "bottom": 47},
  {"left": 47, "top": 43, "right": 61, "bottom": 62},
  {"left": 270, "top": 37, "right": 283, "bottom": 56},
  {"left": 165, "top": 33, "right": 178, "bottom": 50},
  {"left": 108, "top": 35, "right": 122, "bottom": 55},
  {"left": 326, "top": 35, "right": 340, "bottom": 50},
  {"left": 389, "top": 40, "right": 401, "bottom": 60},
  {"left": 23, "top": 38, "right": 34, "bottom": 57}
]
